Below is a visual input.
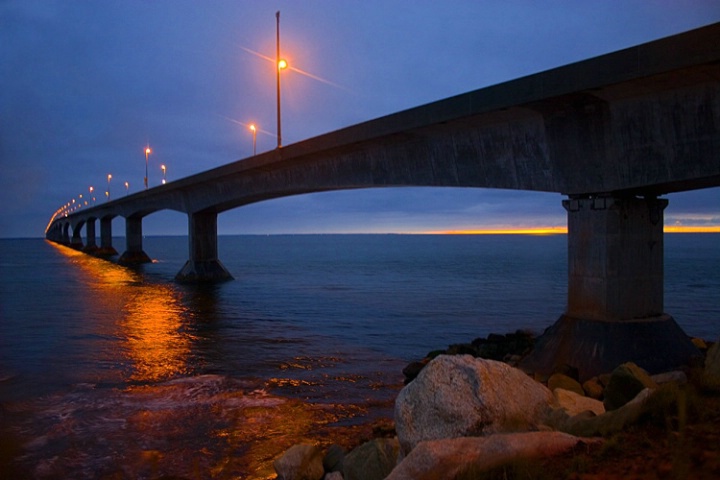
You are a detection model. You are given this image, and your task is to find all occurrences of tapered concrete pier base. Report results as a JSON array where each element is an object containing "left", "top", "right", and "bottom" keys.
[
  {"left": 520, "top": 314, "right": 701, "bottom": 381},
  {"left": 175, "top": 211, "right": 233, "bottom": 283},
  {"left": 175, "top": 260, "right": 233, "bottom": 283},
  {"left": 520, "top": 195, "right": 700, "bottom": 380}
]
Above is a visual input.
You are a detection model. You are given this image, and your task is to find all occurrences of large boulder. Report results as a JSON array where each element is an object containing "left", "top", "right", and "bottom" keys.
[
  {"left": 603, "top": 362, "right": 657, "bottom": 411},
  {"left": 342, "top": 437, "right": 399, "bottom": 480},
  {"left": 385, "top": 431, "right": 600, "bottom": 480},
  {"left": 394, "top": 355, "right": 554, "bottom": 455},
  {"left": 273, "top": 444, "right": 324, "bottom": 480}
]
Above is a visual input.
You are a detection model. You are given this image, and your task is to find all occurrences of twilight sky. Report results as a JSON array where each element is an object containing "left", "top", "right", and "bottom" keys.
[{"left": 1, "top": 1, "right": 719, "bottom": 238}]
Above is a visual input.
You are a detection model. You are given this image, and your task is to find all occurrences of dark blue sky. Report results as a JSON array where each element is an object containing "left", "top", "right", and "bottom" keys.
[{"left": 1, "top": 1, "right": 719, "bottom": 237}]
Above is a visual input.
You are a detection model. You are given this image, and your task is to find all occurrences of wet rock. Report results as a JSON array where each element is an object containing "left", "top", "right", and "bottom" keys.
[
  {"left": 553, "top": 388, "right": 605, "bottom": 417},
  {"left": 322, "top": 444, "right": 345, "bottom": 474},
  {"left": 402, "top": 360, "right": 427, "bottom": 384},
  {"left": 603, "top": 362, "right": 657, "bottom": 411},
  {"left": 394, "top": 355, "right": 554, "bottom": 455},
  {"left": 548, "top": 373, "right": 584, "bottom": 396},
  {"left": 385, "top": 432, "right": 601, "bottom": 480},
  {"left": 274, "top": 444, "right": 324, "bottom": 480},
  {"left": 342, "top": 437, "right": 399, "bottom": 480}
]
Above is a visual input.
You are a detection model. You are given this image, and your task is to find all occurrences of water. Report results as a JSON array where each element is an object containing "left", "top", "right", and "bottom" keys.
[{"left": 0, "top": 234, "right": 718, "bottom": 478}]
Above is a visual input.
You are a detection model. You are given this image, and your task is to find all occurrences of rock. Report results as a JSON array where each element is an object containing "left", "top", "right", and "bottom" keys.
[
  {"left": 651, "top": 370, "right": 688, "bottom": 385},
  {"left": 582, "top": 377, "right": 604, "bottom": 400},
  {"left": 603, "top": 362, "right": 657, "bottom": 411},
  {"left": 322, "top": 444, "right": 345, "bottom": 473},
  {"left": 545, "top": 388, "right": 653, "bottom": 437},
  {"left": 274, "top": 444, "right": 324, "bottom": 480},
  {"left": 547, "top": 373, "right": 584, "bottom": 396},
  {"left": 692, "top": 337, "right": 707, "bottom": 350},
  {"left": 553, "top": 388, "right": 605, "bottom": 417},
  {"left": 704, "top": 339, "right": 720, "bottom": 390},
  {"left": 402, "top": 360, "right": 427, "bottom": 384},
  {"left": 385, "top": 432, "right": 601, "bottom": 480},
  {"left": 394, "top": 355, "right": 554, "bottom": 455},
  {"left": 552, "top": 364, "right": 580, "bottom": 382},
  {"left": 342, "top": 437, "right": 399, "bottom": 480},
  {"left": 471, "top": 330, "right": 534, "bottom": 361},
  {"left": 323, "top": 473, "right": 343, "bottom": 480}
]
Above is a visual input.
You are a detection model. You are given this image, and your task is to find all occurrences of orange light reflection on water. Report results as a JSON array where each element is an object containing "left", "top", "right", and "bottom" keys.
[{"left": 48, "top": 242, "right": 191, "bottom": 383}]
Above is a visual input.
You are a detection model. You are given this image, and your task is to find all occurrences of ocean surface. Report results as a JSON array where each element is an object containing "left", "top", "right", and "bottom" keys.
[{"left": 0, "top": 234, "right": 718, "bottom": 478}]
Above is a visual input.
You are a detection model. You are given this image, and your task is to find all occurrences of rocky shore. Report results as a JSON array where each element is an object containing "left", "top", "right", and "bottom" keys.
[{"left": 273, "top": 332, "right": 720, "bottom": 480}]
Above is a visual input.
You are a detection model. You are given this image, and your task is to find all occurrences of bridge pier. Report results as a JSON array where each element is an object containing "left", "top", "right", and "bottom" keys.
[
  {"left": 175, "top": 211, "right": 232, "bottom": 283},
  {"left": 118, "top": 216, "right": 152, "bottom": 264},
  {"left": 521, "top": 195, "right": 699, "bottom": 380},
  {"left": 70, "top": 225, "right": 84, "bottom": 250},
  {"left": 96, "top": 217, "right": 118, "bottom": 256},
  {"left": 82, "top": 219, "right": 99, "bottom": 253},
  {"left": 61, "top": 224, "right": 70, "bottom": 245}
]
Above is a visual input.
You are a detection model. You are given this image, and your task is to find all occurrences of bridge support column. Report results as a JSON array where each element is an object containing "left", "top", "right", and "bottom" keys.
[
  {"left": 118, "top": 216, "right": 152, "bottom": 264},
  {"left": 96, "top": 217, "right": 118, "bottom": 256},
  {"left": 175, "top": 211, "right": 232, "bottom": 283},
  {"left": 61, "top": 224, "right": 70, "bottom": 245},
  {"left": 521, "top": 195, "right": 699, "bottom": 380},
  {"left": 70, "top": 225, "right": 84, "bottom": 250},
  {"left": 82, "top": 219, "right": 99, "bottom": 253}
]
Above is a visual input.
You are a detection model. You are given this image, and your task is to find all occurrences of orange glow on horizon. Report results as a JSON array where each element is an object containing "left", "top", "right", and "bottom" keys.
[
  {"left": 664, "top": 225, "right": 720, "bottom": 233},
  {"left": 427, "top": 225, "right": 720, "bottom": 235}
]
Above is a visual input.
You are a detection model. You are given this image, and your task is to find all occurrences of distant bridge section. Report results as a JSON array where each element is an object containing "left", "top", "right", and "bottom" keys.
[{"left": 47, "top": 24, "right": 719, "bottom": 378}]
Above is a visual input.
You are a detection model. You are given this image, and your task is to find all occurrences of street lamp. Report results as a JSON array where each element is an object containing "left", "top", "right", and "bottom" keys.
[
  {"left": 145, "top": 146, "right": 151, "bottom": 189},
  {"left": 161, "top": 164, "right": 166, "bottom": 184},
  {"left": 89, "top": 186, "right": 95, "bottom": 204},
  {"left": 107, "top": 174, "right": 112, "bottom": 200},
  {"left": 276, "top": 11, "right": 288, "bottom": 149},
  {"left": 249, "top": 124, "right": 257, "bottom": 156},
  {"left": 125, "top": 181, "right": 129, "bottom": 195}
]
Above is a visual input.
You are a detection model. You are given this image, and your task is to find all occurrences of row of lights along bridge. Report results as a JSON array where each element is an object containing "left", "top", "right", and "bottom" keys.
[
  {"left": 55, "top": 151, "right": 167, "bottom": 220},
  {"left": 52, "top": 11, "right": 290, "bottom": 223}
]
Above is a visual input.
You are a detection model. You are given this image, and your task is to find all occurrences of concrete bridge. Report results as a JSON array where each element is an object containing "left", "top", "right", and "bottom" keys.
[{"left": 46, "top": 24, "right": 719, "bottom": 379}]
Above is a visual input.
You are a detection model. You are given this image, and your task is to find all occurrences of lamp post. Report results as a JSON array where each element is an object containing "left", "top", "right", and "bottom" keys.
[
  {"left": 125, "top": 181, "right": 129, "bottom": 195},
  {"left": 276, "top": 11, "right": 288, "bottom": 148},
  {"left": 89, "top": 186, "right": 95, "bottom": 204},
  {"left": 145, "top": 146, "right": 151, "bottom": 189},
  {"left": 249, "top": 124, "right": 257, "bottom": 156},
  {"left": 161, "top": 164, "right": 166, "bottom": 184},
  {"left": 107, "top": 174, "right": 112, "bottom": 201}
]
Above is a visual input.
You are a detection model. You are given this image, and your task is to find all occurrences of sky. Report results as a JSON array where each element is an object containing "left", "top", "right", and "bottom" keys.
[{"left": 1, "top": 1, "right": 719, "bottom": 238}]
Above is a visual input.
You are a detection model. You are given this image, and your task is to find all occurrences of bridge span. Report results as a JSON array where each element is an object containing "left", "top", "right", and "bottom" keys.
[{"left": 47, "top": 24, "right": 719, "bottom": 378}]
